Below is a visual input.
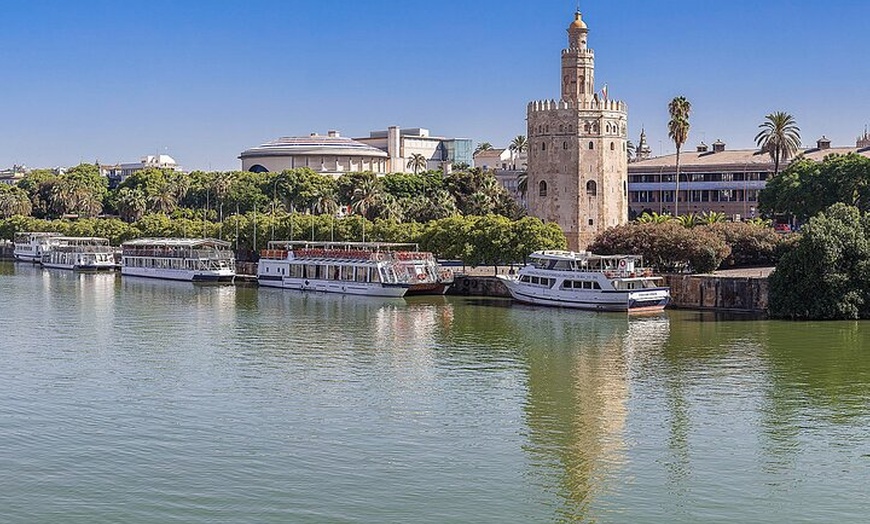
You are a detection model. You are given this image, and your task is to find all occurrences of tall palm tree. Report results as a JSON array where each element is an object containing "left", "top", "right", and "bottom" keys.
[
  {"left": 516, "top": 172, "right": 528, "bottom": 199},
  {"left": 149, "top": 184, "right": 178, "bottom": 215},
  {"left": 406, "top": 153, "right": 428, "bottom": 175},
  {"left": 509, "top": 135, "right": 527, "bottom": 169},
  {"left": 668, "top": 96, "right": 691, "bottom": 216},
  {"left": 755, "top": 112, "right": 802, "bottom": 177},
  {"left": 350, "top": 177, "right": 382, "bottom": 220}
]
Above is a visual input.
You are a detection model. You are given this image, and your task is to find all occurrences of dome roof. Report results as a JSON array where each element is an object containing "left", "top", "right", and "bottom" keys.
[
  {"left": 240, "top": 134, "right": 389, "bottom": 159},
  {"left": 569, "top": 11, "right": 587, "bottom": 30}
]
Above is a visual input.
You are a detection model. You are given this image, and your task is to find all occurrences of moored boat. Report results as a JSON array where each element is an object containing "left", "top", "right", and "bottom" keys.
[
  {"left": 386, "top": 243, "right": 454, "bottom": 295},
  {"left": 41, "top": 237, "right": 118, "bottom": 271},
  {"left": 120, "top": 238, "right": 236, "bottom": 282},
  {"left": 258, "top": 241, "right": 415, "bottom": 297},
  {"left": 13, "top": 232, "right": 62, "bottom": 263},
  {"left": 497, "top": 250, "right": 670, "bottom": 313}
]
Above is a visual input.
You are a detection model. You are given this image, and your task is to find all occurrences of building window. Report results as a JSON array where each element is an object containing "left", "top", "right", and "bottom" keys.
[
  {"left": 539, "top": 181, "right": 548, "bottom": 197},
  {"left": 568, "top": 125, "right": 573, "bottom": 134},
  {"left": 588, "top": 218, "right": 594, "bottom": 226},
  {"left": 559, "top": 125, "right": 564, "bottom": 133},
  {"left": 586, "top": 180, "right": 597, "bottom": 196},
  {"left": 563, "top": 141, "right": 568, "bottom": 150},
  {"left": 588, "top": 142, "right": 594, "bottom": 150},
  {"left": 610, "top": 142, "right": 615, "bottom": 151},
  {"left": 542, "top": 142, "right": 546, "bottom": 151},
  {"left": 584, "top": 123, "right": 591, "bottom": 133}
]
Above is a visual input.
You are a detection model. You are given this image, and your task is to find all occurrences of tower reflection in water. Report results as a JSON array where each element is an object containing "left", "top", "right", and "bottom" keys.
[{"left": 516, "top": 307, "right": 669, "bottom": 520}]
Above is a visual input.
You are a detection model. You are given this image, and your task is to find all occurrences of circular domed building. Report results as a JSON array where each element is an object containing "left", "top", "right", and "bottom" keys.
[{"left": 239, "top": 131, "right": 389, "bottom": 176}]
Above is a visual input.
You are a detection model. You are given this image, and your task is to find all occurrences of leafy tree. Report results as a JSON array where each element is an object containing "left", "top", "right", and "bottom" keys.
[
  {"left": 759, "top": 153, "right": 870, "bottom": 221},
  {"left": 406, "top": 153, "right": 428, "bottom": 175},
  {"left": 115, "top": 187, "right": 147, "bottom": 222},
  {"left": 667, "top": 96, "right": 691, "bottom": 216},
  {"left": 336, "top": 172, "right": 378, "bottom": 205},
  {"left": 589, "top": 221, "right": 730, "bottom": 273},
  {"left": 755, "top": 111, "right": 802, "bottom": 177},
  {"left": 0, "top": 186, "right": 33, "bottom": 218},
  {"left": 769, "top": 204, "right": 870, "bottom": 319}
]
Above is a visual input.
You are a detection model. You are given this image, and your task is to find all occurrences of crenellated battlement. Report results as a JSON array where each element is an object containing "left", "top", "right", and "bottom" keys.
[{"left": 527, "top": 98, "right": 626, "bottom": 113}]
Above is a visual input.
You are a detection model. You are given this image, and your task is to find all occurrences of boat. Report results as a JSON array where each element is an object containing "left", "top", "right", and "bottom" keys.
[
  {"left": 120, "top": 238, "right": 236, "bottom": 282},
  {"left": 13, "top": 232, "right": 62, "bottom": 262},
  {"left": 383, "top": 243, "right": 454, "bottom": 295},
  {"left": 40, "top": 237, "right": 118, "bottom": 271},
  {"left": 497, "top": 250, "right": 670, "bottom": 313},
  {"left": 258, "top": 241, "right": 426, "bottom": 297}
]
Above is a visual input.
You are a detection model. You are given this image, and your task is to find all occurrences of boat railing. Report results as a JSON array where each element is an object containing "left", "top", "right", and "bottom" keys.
[{"left": 289, "top": 248, "right": 378, "bottom": 261}]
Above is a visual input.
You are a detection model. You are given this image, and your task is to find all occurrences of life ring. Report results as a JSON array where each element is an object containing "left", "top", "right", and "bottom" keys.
[
  {"left": 619, "top": 259, "right": 626, "bottom": 268},
  {"left": 417, "top": 273, "right": 426, "bottom": 281}
]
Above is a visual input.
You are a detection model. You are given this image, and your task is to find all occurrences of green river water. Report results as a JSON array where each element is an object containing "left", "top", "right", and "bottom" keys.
[{"left": 0, "top": 261, "right": 868, "bottom": 523}]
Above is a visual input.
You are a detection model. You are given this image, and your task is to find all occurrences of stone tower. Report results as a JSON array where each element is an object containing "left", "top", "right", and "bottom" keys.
[
  {"left": 526, "top": 11, "right": 628, "bottom": 251},
  {"left": 635, "top": 128, "right": 652, "bottom": 162}
]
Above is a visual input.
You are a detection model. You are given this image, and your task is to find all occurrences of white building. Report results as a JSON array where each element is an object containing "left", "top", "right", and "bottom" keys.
[
  {"left": 354, "top": 127, "right": 473, "bottom": 174},
  {"left": 102, "top": 154, "right": 182, "bottom": 188}
]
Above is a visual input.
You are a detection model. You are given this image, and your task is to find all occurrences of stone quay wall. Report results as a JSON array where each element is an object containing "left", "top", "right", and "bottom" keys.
[{"left": 663, "top": 272, "right": 769, "bottom": 313}]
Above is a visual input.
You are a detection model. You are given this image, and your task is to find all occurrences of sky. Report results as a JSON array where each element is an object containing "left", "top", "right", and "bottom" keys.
[{"left": 2, "top": 0, "right": 869, "bottom": 171}]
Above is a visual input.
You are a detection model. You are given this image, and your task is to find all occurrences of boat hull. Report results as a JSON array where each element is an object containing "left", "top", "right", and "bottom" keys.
[
  {"left": 258, "top": 275, "right": 408, "bottom": 297},
  {"left": 499, "top": 277, "right": 669, "bottom": 313},
  {"left": 42, "top": 262, "right": 118, "bottom": 271},
  {"left": 405, "top": 282, "right": 450, "bottom": 296},
  {"left": 121, "top": 267, "right": 235, "bottom": 282}
]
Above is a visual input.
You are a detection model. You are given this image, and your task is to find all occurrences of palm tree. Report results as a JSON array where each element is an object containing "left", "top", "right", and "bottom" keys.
[
  {"left": 516, "top": 172, "right": 528, "bottom": 199},
  {"left": 668, "top": 96, "right": 691, "bottom": 216},
  {"left": 474, "top": 142, "right": 493, "bottom": 155},
  {"left": 350, "top": 177, "right": 382, "bottom": 220},
  {"left": 755, "top": 112, "right": 802, "bottom": 177},
  {"left": 509, "top": 135, "right": 527, "bottom": 169},
  {"left": 406, "top": 153, "right": 428, "bottom": 175},
  {"left": 116, "top": 187, "right": 147, "bottom": 222},
  {"left": 149, "top": 184, "right": 178, "bottom": 215}
]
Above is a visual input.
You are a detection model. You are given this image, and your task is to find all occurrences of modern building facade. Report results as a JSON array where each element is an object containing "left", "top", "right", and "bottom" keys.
[
  {"left": 526, "top": 11, "right": 629, "bottom": 251},
  {"left": 240, "top": 131, "right": 389, "bottom": 176},
  {"left": 354, "top": 127, "right": 472, "bottom": 174},
  {"left": 628, "top": 135, "right": 870, "bottom": 219},
  {"left": 473, "top": 147, "right": 528, "bottom": 205},
  {"left": 240, "top": 127, "right": 472, "bottom": 176}
]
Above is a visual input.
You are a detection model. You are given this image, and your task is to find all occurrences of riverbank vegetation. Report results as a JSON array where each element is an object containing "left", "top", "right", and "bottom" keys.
[
  {"left": 589, "top": 213, "right": 792, "bottom": 273},
  {"left": 0, "top": 163, "right": 565, "bottom": 265}
]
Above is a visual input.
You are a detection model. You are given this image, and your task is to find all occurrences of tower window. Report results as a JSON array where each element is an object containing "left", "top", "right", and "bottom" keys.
[
  {"left": 568, "top": 125, "right": 574, "bottom": 133},
  {"left": 539, "top": 181, "right": 548, "bottom": 197},
  {"left": 584, "top": 123, "right": 591, "bottom": 133},
  {"left": 587, "top": 180, "right": 597, "bottom": 196},
  {"left": 610, "top": 142, "right": 615, "bottom": 151},
  {"left": 588, "top": 142, "right": 594, "bottom": 150},
  {"left": 559, "top": 124, "right": 564, "bottom": 133},
  {"left": 588, "top": 218, "right": 594, "bottom": 226},
  {"left": 563, "top": 141, "right": 568, "bottom": 150},
  {"left": 542, "top": 142, "right": 546, "bottom": 151}
]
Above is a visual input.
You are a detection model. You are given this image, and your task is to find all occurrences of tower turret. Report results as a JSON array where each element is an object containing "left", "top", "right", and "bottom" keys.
[{"left": 561, "top": 11, "right": 595, "bottom": 103}]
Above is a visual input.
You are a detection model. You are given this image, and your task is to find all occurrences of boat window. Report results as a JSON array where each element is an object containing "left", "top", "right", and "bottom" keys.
[
  {"left": 592, "top": 281, "right": 601, "bottom": 289},
  {"left": 371, "top": 268, "right": 380, "bottom": 283},
  {"left": 355, "top": 267, "right": 367, "bottom": 282},
  {"left": 341, "top": 266, "right": 354, "bottom": 281},
  {"left": 520, "top": 275, "right": 531, "bottom": 283},
  {"left": 531, "top": 276, "right": 540, "bottom": 285}
]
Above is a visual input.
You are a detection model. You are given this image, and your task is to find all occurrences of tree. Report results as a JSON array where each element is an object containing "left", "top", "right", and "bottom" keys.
[
  {"left": 755, "top": 111, "right": 802, "bottom": 177},
  {"left": 667, "top": 96, "right": 691, "bottom": 216},
  {"left": 406, "top": 153, "right": 428, "bottom": 175},
  {"left": 0, "top": 186, "right": 32, "bottom": 218},
  {"left": 769, "top": 204, "right": 870, "bottom": 319},
  {"left": 115, "top": 187, "right": 148, "bottom": 222},
  {"left": 474, "top": 142, "right": 493, "bottom": 155},
  {"left": 509, "top": 135, "right": 527, "bottom": 169}
]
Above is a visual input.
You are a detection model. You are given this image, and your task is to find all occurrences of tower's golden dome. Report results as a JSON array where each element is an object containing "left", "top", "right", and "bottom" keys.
[{"left": 569, "top": 11, "right": 587, "bottom": 30}]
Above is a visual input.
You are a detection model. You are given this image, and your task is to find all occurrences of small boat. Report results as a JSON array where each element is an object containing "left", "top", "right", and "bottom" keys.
[
  {"left": 497, "top": 250, "right": 670, "bottom": 313},
  {"left": 41, "top": 237, "right": 118, "bottom": 271},
  {"left": 386, "top": 243, "right": 454, "bottom": 295},
  {"left": 120, "top": 238, "right": 236, "bottom": 282},
  {"left": 13, "top": 232, "right": 62, "bottom": 263},
  {"left": 258, "top": 241, "right": 424, "bottom": 297}
]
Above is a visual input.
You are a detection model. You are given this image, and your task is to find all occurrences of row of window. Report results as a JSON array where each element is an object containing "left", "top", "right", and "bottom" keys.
[
  {"left": 628, "top": 172, "right": 770, "bottom": 183},
  {"left": 538, "top": 180, "right": 597, "bottom": 197},
  {"left": 263, "top": 262, "right": 384, "bottom": 283},
  {"left": 537, "top": 141, "right": 624, "bottom": 152},
  {"left": 519, "top": 275, "right": 604, "bottom": 291},
  {"left": 531, "top": 122, "right": 625, "bottom": 136},
  {"left": 629, "top": 189, "right": 760, "bottom": 203}
]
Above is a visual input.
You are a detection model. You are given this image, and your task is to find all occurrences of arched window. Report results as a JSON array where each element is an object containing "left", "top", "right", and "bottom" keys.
[
  {"left": 588, "top": 141, "right": 594, "bottom": 150},
  {"left": 563, "top": 141, "right": 568, "bottom": 150},
  {"left": 584, "top": 122, "right": 591, "bottom": 133},
  {"left": 539, "top": 181, "right": 548, "bottom": 197},
  {"left": 587, "top": 180, "right": 597, "bottom": 196},
  {"left": 568, "top": 125, "right": 574, "bottom": 134},
  {"left": 559, "top": 124, "right": 564, "bottom": 133},
  {"left": 610, "top": 142, "right": 615, "bottom": 151},
  {"left": 542, "top": 142, "right": 546, "bottom": 151},
  {"left": 545, "top": 125, "right": 549, "bottom": 133}
]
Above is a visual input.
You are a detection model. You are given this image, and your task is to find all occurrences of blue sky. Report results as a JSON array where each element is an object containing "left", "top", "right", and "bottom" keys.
[{"left": 2, "top": 0, "right": 869, "bottom": 171}]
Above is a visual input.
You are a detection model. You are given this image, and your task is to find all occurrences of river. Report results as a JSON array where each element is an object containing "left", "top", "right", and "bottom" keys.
[{"left": 0, "top": 261, "right": 868, "bottom": 523}]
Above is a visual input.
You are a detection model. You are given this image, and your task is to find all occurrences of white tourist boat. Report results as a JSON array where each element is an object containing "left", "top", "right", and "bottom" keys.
[
  {"left": 497, "top": 251, "right": 670, "bottom": 313},
  {"left": 120, "top": 238, "right": 236, "bottom": 282},
  {"left": 258, "top": 241, "right": 447, "bottom": 297},
  {"left": 41, "top": 236, "right": 118, "bottom": 271},
  {"left": 13, "top": 232, "right": 63, "bottom": 262}
]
